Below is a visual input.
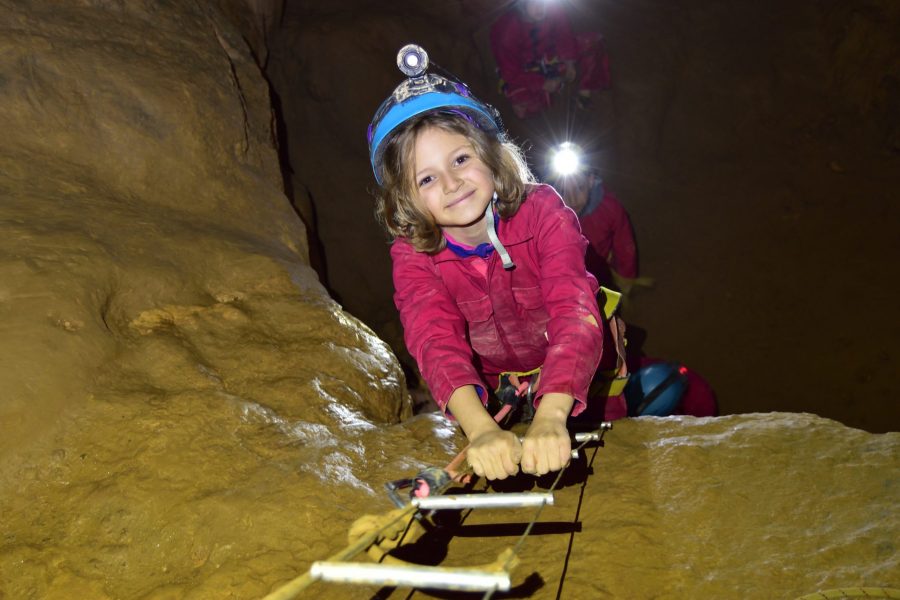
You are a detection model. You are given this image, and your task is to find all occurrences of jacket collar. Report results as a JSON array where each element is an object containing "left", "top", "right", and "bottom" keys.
[{"left": 431, "top": 187, "right": 542, "bottom": 264}]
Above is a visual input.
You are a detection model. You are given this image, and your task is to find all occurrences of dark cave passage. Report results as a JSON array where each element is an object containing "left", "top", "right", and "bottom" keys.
[{"left": 262, "top": 0, "right": 900, "bottom": 433}]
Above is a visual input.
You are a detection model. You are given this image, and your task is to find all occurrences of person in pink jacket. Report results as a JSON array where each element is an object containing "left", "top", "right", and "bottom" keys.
[
  {"left": 548, "top": 159, "right": 717, "bottom": 420},
  {"left": 556, "top": 169, "right": 638, "bottom": 291},
  {"left": 368, "top": 45, "right": 604, "bottom": 481},
  {"left": 490, "top": 0, "right": 611, "bottom": 118}
]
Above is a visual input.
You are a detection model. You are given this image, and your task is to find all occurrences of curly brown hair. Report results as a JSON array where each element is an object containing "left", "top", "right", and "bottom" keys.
[{"left": 374, "top": 112, "right": 535, "bottom": 254}]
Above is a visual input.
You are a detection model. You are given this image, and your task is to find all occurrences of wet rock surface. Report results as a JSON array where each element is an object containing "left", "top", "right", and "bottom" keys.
[
  {"left": 401, "top": 414, "right": 899, "bottom": 600},
  {"left": 5, "top": 404, "right": 898, "bottom": 599},
  {"left": 0, "top": 1, "right": 421, "bottom": 596}
]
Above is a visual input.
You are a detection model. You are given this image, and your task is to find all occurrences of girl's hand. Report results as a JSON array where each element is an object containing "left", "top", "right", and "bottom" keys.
[
  {"left": 447, "top": 386, "right": 522, "bottom": 480},
  {"left": 520, "top": 418, "right": 571, "bottom": 475},
  {"left": 467, "top": 429, "right": 522, "bottom": 480},
  {"left": 520, "top": 393, "right": 574, "bottom": 475}
]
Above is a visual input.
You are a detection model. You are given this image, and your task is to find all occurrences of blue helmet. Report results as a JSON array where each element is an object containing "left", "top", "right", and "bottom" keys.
[
  {"left": 367, "top": 44, "right": 503, "bottom": 186},
  {"left": 624, "top": 362, "right": 689, "bottom": 417}
]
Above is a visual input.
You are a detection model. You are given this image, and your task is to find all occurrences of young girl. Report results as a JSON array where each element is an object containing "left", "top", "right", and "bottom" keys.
[{"left": 367, "top": 45, "right": 605, "bottom": 481}]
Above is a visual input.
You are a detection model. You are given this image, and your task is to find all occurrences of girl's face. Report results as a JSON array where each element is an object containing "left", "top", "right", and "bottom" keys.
[{"left": 411, "top": 126, "right": 495, "bottom": 245}]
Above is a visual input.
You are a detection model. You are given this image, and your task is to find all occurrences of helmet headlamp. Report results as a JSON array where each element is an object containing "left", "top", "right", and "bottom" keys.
[
  {"left": 550, "top": 142, "right": 583, "bottom": 177},
  {"left": 397, "top": 44, "right": 429, "bottom": 77},
  {"left": 367, "top": 44, "right": 502, "bottom": 185}
]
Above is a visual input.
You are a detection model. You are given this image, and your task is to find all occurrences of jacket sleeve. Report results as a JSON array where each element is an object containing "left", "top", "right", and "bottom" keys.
[
  {"left": 391, "top": 241, "right": 485, "bottom": 414},
  {"left": 530, "top": 188, "right": 604, "bottom": 415},
  {"left": 601, "top": 191, "right": 638, "bottom": 279},
  {"left": 490, "top": 14, "right": 547, "bottom": 94}
]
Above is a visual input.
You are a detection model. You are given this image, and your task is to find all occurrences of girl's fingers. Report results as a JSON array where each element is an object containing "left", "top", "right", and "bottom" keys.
[
  {"left": 492, "top": 438, "right": 520, "bottom": 479},
  {"left": 521, "top": 436, "right": 570, "bottom": 475},
  {"left": 469, "top": 435, "right": 521, "bottom": 480},
  {"left": 501, "top": 449, "right": 519, "bottom": 476},
  {"left": 469, "top": 455, "right": 486, "bottom": 478},
  {"left": 520, "top": 447, "right": 536, "bottom": 474},
  {"left": 485, "top": 453, "right": 511, "bottom": 480}
]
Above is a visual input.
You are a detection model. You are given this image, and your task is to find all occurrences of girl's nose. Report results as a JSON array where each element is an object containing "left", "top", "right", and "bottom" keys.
[{"left": 443, "top": 174, "right": 463, "bottom": 194}]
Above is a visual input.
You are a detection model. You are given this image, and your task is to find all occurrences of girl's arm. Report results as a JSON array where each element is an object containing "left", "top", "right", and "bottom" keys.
[
  {"left": 520, "top": 187, "right": 606, "bottom": 475},
  {"left": 532, "top": 186, "right": 604, "bottom": 414},
  {"left": 391, "top": 241, "right": 484, "bottom": 413},
  {"left": 448, "top": 386, "right": 521, "bottom": 480}
]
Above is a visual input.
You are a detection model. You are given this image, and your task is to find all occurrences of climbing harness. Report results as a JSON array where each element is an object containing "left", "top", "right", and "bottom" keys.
[
  {"left": 260, "top": 422, "right": 613, "bottom": 598},
  {"left": 489, "top": 286, "right": 630, "bottom": 423},
  {"left": 490, "top": 365, "right": 541, "bottom": 425},
  {"left": 496, "top": 54, "right": 568, "bottom": 104}
]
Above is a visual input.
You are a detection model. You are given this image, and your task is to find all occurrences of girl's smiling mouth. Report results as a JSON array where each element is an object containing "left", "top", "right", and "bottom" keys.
[{"left": 446, "top": 190, "right": 474, "bottom": 208}]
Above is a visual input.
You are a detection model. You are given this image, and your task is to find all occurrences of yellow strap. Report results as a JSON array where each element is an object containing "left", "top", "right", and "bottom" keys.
[
  {"left": 598, "top": 286, "right": 622, "bottom": 320},
  {"left": 591, "top": 371, "right": 629, "bottom": 398}
]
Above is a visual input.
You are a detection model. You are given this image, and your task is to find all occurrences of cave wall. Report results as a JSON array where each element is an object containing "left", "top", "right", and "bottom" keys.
[
  {"left": 0, "top": 0, "right": 293, "bottom": 457},
  {"left": 0, "top": 2, "right": 437, "bottom": 595}
]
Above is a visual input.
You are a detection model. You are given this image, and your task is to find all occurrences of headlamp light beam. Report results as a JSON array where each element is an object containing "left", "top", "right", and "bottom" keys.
[{"left": 551, "top": 142, "right": 582, "bottom": 177}]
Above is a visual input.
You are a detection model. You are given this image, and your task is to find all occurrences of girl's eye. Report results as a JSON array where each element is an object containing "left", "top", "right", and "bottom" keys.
[
  {"left": 454, "top": 154, "right": 470, "bottom": 166},
  {"left": 418, "top": 175, "right": 433, "bottom": 188}
]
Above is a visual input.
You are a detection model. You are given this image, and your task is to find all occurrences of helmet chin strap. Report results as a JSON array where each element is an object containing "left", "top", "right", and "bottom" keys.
[{"left": 485, "top": 192, "right": 515, "bottom": 270}]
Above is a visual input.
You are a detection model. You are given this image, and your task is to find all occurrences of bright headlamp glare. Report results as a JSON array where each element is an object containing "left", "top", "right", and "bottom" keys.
[
  {"left": 550, "top": 142, "right": 582, "bottom": 177},
  {"left": 397, "top": 44, "right": 429, "bottom": 78}
]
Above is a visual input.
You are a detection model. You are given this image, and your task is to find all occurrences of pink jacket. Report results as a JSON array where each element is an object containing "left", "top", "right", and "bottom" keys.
[
  {"left": 490, "top": 5, "right": 579, "bottom": 97},
  {"left": 391, "top": 185, "right": 604, "bottom": 417},
  {"left": 579, "top": 188, "right": 638, "bottom": 283}
]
